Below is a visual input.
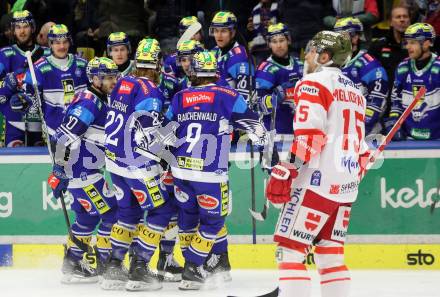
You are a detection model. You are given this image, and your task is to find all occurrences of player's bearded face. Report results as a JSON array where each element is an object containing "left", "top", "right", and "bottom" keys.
[
  {"left": 14, "top": 23, "right": 32, "bottom": 45},
  {"left": 101, "top": 75, "right": 118, "bottom": 94},
  {"left": 304, "top": 47, "right": 319, "bottom": 74},
  {"left": 213, "top": 27, "right": 235, "bottom": 48},
  {"left": 51, "top": 39, "right": 69, "bottom": 59},
  {"left": 269, "top": 35, "right": 289, "bottom": 58},
  {"left": 111, "top": 45, "right": 129, "bottom": 65}
]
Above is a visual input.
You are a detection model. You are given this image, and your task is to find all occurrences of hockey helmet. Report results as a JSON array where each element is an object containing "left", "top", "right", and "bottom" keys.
[
  {"left": 266, "top": 23, "right": 290, "bottom": 42},
  {"left": 135, "top": 38, "right": 161, "bottom": 69},
  {"left": 404, "top": 23, "right": 436, "bottom": 44},
  {"left": 209, "top": 11, "right": 237, "bottom": 36},
  {"left": 308, "top": 30, "right": 352, "bottom": 67},
  {"left": 48, "top": 24, "right": 72, "bottom": 44},
  {"left": 107, "top": 32, "right": 131, "bottom": 56},
  {"left": 86, "top": 57, "right": 120, "bottom": 83},
  {"left": 189, "top": 50, "right": 217, "bottom": 77},
  {"left": 179, "top": 16, "right": 199, "bottom": 35},
  {"left": 11, "top": 10, "right": 36, "bottom": 32}
]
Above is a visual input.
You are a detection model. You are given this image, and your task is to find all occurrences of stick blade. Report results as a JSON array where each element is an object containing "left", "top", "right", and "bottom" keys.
[{"left": 177, "top": 22, "right": 202, "bottom": 48}]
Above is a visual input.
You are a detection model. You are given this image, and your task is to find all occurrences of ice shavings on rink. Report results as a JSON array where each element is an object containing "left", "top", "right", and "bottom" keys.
[{"left": 0, "top": 269, "right": 439, "bottom": 297}]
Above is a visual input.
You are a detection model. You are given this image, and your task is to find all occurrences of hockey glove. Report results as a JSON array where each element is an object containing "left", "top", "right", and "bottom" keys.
[
  {"left": 10, "top": 92, "right": 33, "bottom": 112},
  {"left": 4, "top": 72, "right": 19, "bottom": 92},
  {"left": 258, "top": 94, "right": 275, "bottom": 115},
  {"left": 364, "top": 107, "right": 380, "bottom": 135},
  {"left": 48, "top": 164, "right": 69, "bottom": 199},
  {"left": 266, "top": 162, "right": 298, "bottom": 204}
]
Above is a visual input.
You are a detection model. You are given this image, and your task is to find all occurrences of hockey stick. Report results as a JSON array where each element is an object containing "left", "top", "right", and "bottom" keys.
[
  {"left": 177, "top": 22, "right": 202, "bottom": 48},
  {"left": 228, "top": 287, "right": 279, "bottom": 297},
  {"left": 235, "top": 30, "right": 259, "bottom": 241},
  {"left": 363, "top": 86, "right": 426, "bottom": 174},
  {"left": 25, "top": 51, "right": 93, "bottom": 254},
  {"left": 250, "top": 91, "right": 279, "bottom": 222}
]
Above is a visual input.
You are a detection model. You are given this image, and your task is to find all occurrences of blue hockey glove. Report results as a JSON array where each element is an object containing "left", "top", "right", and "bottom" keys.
[
  {"left": 10, "top": 92, "right": 33, "bottom": 112},
  {"left": 47, "top": 164, "right": 69, "bottom": 199}
]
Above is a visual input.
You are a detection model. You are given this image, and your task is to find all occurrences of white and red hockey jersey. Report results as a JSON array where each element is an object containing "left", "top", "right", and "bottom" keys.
[{"left": 291, "top": 66, "right": 366, "bottom": 203}]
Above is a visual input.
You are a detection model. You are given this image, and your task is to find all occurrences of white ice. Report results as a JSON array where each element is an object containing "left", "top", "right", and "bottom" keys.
[{"left": 0, "top": 269, "right": 439, "bottom": 297}]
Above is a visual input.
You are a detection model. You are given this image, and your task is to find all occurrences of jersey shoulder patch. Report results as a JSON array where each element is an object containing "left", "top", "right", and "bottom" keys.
[
  {"left": 75, "top": 57, "right": 88, "bottom": 68},
  {"left": 0, "top": 46, "right": 15, "bottom": 57}
]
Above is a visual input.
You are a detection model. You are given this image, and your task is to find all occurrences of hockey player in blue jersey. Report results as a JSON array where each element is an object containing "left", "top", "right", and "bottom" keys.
[
  {"left": 386, "top": 23, "right": 440, "bottom": 140},
  {"left": 159, "top": 40, "right": 204, "bottom": 103},
  {"left": 210, "top": 11, "right": 254, "bottom": 103},
  {"left": 165, "top": 51, "right": 267, "bottom": 290},
  {"left": 255, "top": 23, "right": 303, "bottom": 134},
  {"left": 17, "top": 24, "right": 88, "bottom": 143},
  {"left": 163, "top": 16, "right": 204, "bottom": 78},
  {"left": 0, "top": 10, "right": 50, "bottom": 146},
  {"left": 334, "top": 17, "right": 389, "bottom": 135},
  {"left": 102, "top": 38, "right": 176, "bottom": 291},
  {"left": 48, "top": 57, "right": 120, "bottom": 283},
  {"left": 107, "top": 32, "right": 134, "bottom": 77}
]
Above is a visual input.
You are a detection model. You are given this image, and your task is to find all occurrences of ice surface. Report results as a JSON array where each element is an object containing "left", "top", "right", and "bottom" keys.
[{"left": 0, "top": 269, "right": 439, "bottom": 297}]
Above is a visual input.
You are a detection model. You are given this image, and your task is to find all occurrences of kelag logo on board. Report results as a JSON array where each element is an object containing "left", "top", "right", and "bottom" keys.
[{"left": 380, "top": 178, "right": 440, "bottom": 209}]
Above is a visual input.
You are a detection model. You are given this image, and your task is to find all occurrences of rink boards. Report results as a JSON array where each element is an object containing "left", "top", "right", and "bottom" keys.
[
  {"left": 2, "top": 243, "right": 440, "bottom": 270},
  {"left": 1, "top": 140, "right": 440, "bottom": 269}
]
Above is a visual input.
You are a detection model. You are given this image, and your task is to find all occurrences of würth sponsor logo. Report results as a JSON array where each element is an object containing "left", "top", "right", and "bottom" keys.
[
  {"left": 118, "top": 81, "right": 134, "bottom": 94},
  {"left": 133, "top": 190, "right": 147, "bottom": 204},
  {"left": 78, "top": 198, "right": 92, "bottom": 212},
  {"left": 304, "top": 212, "right": 321, "bottom": 231},
  {"left": 330, "top": 184, "right": 340, "bottom": 194},
  {"left": 197, "top": 194, "right": 219, "bottom": 210},
  {"left": 183, "top": 92, "right": 214, "bottom": 108},
  {"left": 285, "top": 87, "right": 295, "bottom": 100}
]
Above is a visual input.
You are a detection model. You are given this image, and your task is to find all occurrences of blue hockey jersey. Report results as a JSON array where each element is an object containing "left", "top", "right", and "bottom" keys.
[
  {"left": 165, "top": 84, "right": 266, "bottom": 183},
  {"left": 390, "top": 54, "right": 440, "bottom": 140},
  {"left": 212, "top": 42, "right": 254, "bottom": 103},
  {"left": 23, "top": 54, "right": 88, "bottom": 137},
  {"left": 0, "top": 44, "right": 51, "bottom": 79},
  {"left": 51, "top": 87, "right": 107, "bottom": 184},
  {"left": 255, "top": 55, "right": 303, "bottom": 134},
  {"left": 105, "top": 75, "right": 164, "bottom": 178},
  {"left": 342, "top": 50, "right": 388, "bottom": 134}
]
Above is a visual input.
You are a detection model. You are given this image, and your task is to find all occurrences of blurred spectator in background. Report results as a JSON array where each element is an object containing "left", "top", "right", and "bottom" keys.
[
  {"left": 247, "top": 0, "right": 279, "bottom": 65},
  {"left": 36, "top": 21, "right": 55, "bottom": 46},
  {"left": 97, "top": 0, "right": 148, "bottom": 55},
  {"left": 369, "top": 5, "right": 410, "bottom": 112},
  {"left": 279, "top": 0, "right": 333, "bottom": 57},
  {"left": 425, "top": 0, "right": 440, "bottom": 52},
  {"left": 149, "top": 0, "right": 188, "bottom": 53},
  {"left": 0, "top": 13, "right": 12, "bottom": 47},
  {"left": 73, "top": 0, "right": 104, "bottom": 57},
  {"left": 324, "top": 0, "right": 380, "bottom": 46}
]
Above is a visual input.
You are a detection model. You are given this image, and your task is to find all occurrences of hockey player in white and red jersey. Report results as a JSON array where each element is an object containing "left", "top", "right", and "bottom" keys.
[{"left": 265, "top": 31, "right": 367, "bottom": 297}]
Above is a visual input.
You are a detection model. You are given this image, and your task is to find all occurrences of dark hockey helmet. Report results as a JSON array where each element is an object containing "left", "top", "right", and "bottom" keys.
[
  {"left": 11, "top": 10, "right": 36, "bottom": 33},
  {"left": 107, "top": 32, "right": 131, "bottom": 57}
]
